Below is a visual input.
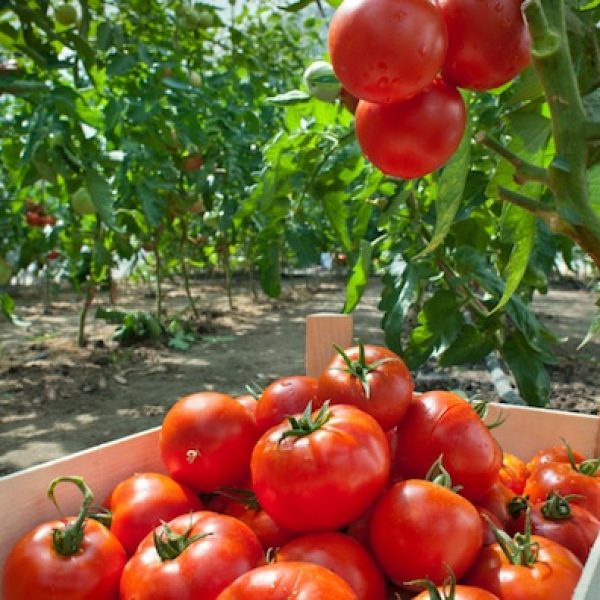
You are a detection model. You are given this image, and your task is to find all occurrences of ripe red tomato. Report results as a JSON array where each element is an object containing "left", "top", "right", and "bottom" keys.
[
  {"left": 3, "top": 477, "right": 126, "bottom": 600},
  {"left": 181, "top": 153, "right": 203, "bottom": 172},
  {"left": 393, "top": 390, "right": 502, "bottom": 501},
  {"left": 475, "top": 480, "right": 516, "bottom": 530},
  {"left": 437, "top": 0, "right": 530, "bottom": 91},
  {"left": 369, "top": 479, "right": 483, "bottom": 586},
  {"left": 104, "top": 472, "right": 203, "bottom": 555},
  {"left": 25, "top": 211, "right": 42, "bottom": 226},
  {"left": 236, "top": 393, "right": 258, "bottom": 418},
  {"left": 159, "top": 391, "right": 259, "bottom": 493},
  {"left": 120, "top": 511, "right": 264, "bottom": 600},
  {"left": 413, "top": 585, "right": 500, "bottom": 599},
  {"left": 277, "top": 531, "right": 387, "bottom": 600},
  {"left": 355, "top": 79, "right": 466, "bottom": 180},
  {"left": 47, "top": 250, "right": 61, "bottom": 261},
  {"left": 251, "top": 403, "right": 390, "bottom": 532},
  {"left": 328, "top": 0, "right": 448, "bottom": 104},
  {"left": 498, "top": 452, "right": 527, "bottom": 494},
  {"left": 255, "top": 375, "right": 320, "bottom": 434},
  {"left": 317, "top": 344, "right": 413, "bottom": 432},
  {"left": 464, "top": 535, "right": 582, "bottom": 599},
  {"left": 526, "top": 444, "right": 585, "bottom": 475},
  {"left": 215, "top": 561, "right": 359, "bottom": 600},
  {"left": 523, "top": 461, "right": 600, "bottom": 518}
]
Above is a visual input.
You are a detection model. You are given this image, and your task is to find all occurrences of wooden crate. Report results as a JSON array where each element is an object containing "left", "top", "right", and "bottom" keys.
[{"left": 0, "top": 313, "right": 598, "bottom": 598}]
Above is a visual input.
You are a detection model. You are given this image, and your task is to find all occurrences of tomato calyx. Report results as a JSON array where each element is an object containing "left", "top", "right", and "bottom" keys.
[
  {"left": 540, "top": 491, "right": 584, "bottom": 520},
  {"left": 47, "top": 476, "right": 94, "bottom": 556},
  {"left": 153, "top": 519, "right": 211, "bottom": 561},
  {"left": 563, "top": 437, "right": 600, "bottom": 476},
  {"left": 217, "top": 487, "right": 261, "bottom": 511},
  {"left": 470, "top": 399, "right": 506, "bottom": 430},
  {"left": 485, "top": 508, "right": 540, "bottom": 566},
  {"left": 279, "top": 401, "right": 331, "bottom": 443},
  {"left": 406, "top": 568, "right": 459, "bottom": 599},
  {"left": 333, "top": 340, "right": 397, "bottom": 399},
  {"left": 507, "top": 495, "right": 529, "bottom": 520},
  {"left": 425, "top": 455, "right": 462, "bottom": 493}
]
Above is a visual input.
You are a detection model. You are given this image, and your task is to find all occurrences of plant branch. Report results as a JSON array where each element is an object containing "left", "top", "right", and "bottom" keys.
[{"left": 585, "top": 120, "right": 600, "bottom": 142}]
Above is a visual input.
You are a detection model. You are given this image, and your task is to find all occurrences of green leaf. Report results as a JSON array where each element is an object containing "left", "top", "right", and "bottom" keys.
[
  {"left": 266, "top": 90, "right": 312, "bottom": 105},
  {"left": 439, "top": 324, "right": 496, "bottom": 366},
  {"left": 322, "top": 190, "right": 351, "bottom": 251},
  {"left": 343, "top": 239, "right": 372, "bottom": 313},
  {"left": 0, "top": 293, "right": 15, "bottom": 320},
  {"left": 502, "top": 330, "right": 550, "bottom": 406},
  {"left": 85, "top": 170, "right": 118, "bottom": 230},
  {"left": 95, "top": 307, "right": 127, "bottom": 324},
  {"left": 416, "top": 121, "right": 471, "bottom": 257},
  {"left": 279, "top": 0, "right": 315, "bottom": 11},
  {"left": 578, "top": 0, "right": 600, "bottom": 9},
  {"left": 579, "top": 303, "right": 600, "bottom": 348},
  {"left": 106, "top": 54, "right": 137, "bottom": 77}
]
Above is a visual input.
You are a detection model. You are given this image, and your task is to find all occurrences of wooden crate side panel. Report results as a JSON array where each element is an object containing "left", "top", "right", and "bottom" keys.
[
  {"left": 0, "top": 427, "right": 162, "bottom": 570},
  {"left": 305, "top": 313, "right": 353, "bottom": 378},
  {"left": 575, "top": 534, "right": 600, "bottom": 600}
]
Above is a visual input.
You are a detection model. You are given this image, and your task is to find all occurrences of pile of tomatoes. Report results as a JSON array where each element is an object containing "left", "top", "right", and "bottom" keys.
[
  {"left": 328, "top": 0, "right": 531, "bottom": 179},
  {"left": 2, "top": 342, "right": 598, "bottom": 599}
]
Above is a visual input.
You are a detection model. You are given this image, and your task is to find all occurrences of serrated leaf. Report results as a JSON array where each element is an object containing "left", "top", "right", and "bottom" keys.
[
  {"left": 322, "top": 190, "right": 351, "bottom": 251},
  {"left": 416, "top": 121, "right": 471, "bottom": 257},
  {"left": 343, "top": 239, "right": 372, "bottom": 313},
  {"left": 502, "top": 330, "right": 550, "bottom": 406},
  {"left": 137, "top": 182, "right": 165, "bottom": 227},
  {"left": 85, "top": 170, "right": 118, "bottom": 230},
  {"left": 265, "top": 90, "right": 311, "bottom": 105}
]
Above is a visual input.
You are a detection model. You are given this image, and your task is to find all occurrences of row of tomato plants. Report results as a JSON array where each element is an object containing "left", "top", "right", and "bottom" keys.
[{"left": 3, "top": 343, "right": 599, "bottom": 599}]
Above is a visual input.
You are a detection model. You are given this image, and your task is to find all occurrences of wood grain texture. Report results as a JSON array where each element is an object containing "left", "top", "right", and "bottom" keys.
[{"left": 305, "top": 313, "right": 353, "bottom": 378}]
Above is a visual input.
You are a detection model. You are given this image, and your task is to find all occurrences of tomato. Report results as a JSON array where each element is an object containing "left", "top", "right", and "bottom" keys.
[
  {"left": 317, "top": 343, "right": 413, "bottom": 432},
  {"left": 437, "top": 0, "right": 530, "bottom": 91},
  {"left": 355, "top": 79, "right": 466, "bottom": 180},
  {"left": 215, "top": 561, "right": 358, "bottom": 600},
  {"left": 413, "top": 585, "right": 500, "bottom": 599},
  {"left": 464, "top": 535, "right": 582, "bottom": 599},
  {"left": 328, "top": 0, "right": 448, "bottom": 104},
  {"left": 25, "top": 211, "right": 42, "bottom": 226},
  {"left": 104, "top": 472, "right": 203, "bottom": 555},
  {"left": 475, "top": 480, "right": 516, "bottom": 530},
  {"left": 55, "top": 3, "right": 78, "bottom": 26},
  {"left": 2, "top": 477, "right": 126, "bottom": 600},
  {"left": 120, "top": 511, "right": 263, "bottom": 600},
  {"left": 159, "top": 391, "right": 259, "bottom": 493},
  {"left": 181, "top": 153, "right": 203, "bottom": 172},
  {"left": 523, "top": 461, "right": 600, "bottom": 519},
  {"left": 277, "top": 532, "right": 387, "bottom": 600},
  {"left": 526, "top": 444, "right": 585, "bottom": 475},
  {"left": 510, "top": 492, "right": 600, "bottom": 564},
  {"left": 498, "top": 452, "right": 527, "bottom": 494},
  {"left": 255, "top": 375, "right": 320, "bottom": 434},
  {"left": 47, "top": 250, "right": 60, "bottom": 261},
  {"left": 369, "top": 479, "right": 483, "bottom": 586},
  {"left": 394, "top": 391, "right": 502, "bottom": 501},
  {"left": 236, "top": 393, "right": 258, "bottom": 419},
  {"left": 251, "top": 403, "right": 390, "bottom": 532}
]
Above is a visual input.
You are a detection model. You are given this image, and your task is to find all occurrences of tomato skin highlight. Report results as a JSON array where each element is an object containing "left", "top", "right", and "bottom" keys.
[
  {"left": 159, "top": 391, "right": 259, "bottom": 493},
  {"left": 328, "top": 0, "right": 448, "bottom": 104},
  {"left": 464, "top": 535, "right": 582, "bottom": 600},
  {"left": 2, "top": 518, "right": 126, "bottom": 600},
  {"left": 216, "top": 561, "right": 359, "bottom": 599},
  {"left": 369, "top": 479, "right": 484, "bottom": 586},
  {"left": 317, "top": 344, "right": 413, "bottom": 432},
  {"left": 277, "top": 531, "right": 387, "bottom": 600},
  {"left": 394, "top": 390, "right": 502, "bottom": 501},
  {"left": 438, "top": 0, "right": 531, "bottom": 91},
  {"left": 413, "top": 586, "right": 500, "bottom": 599},
  {"left": 120, "top": 511, "right": 264, "bottom": 600},
  {"left": 498, "top": 452, "right": 527, "bottom": 494},
  {"left": 251, "top": 404, "right": 391, "bottom": 532},
  {"left": 105, "top": 472, "right": 203, "bottom": 555},
  {"left": 355, "top": 79, "right": 466, "bottom": 179},
  {"left": 526, "top": 444, "right": 585, "bottom": 475}
]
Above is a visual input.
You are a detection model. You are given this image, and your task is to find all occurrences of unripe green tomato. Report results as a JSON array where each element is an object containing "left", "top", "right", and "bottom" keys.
[
  {"left": 0, "top": 257, "right": 12, "bottom": 285},
  {"left": 55, "top": 3, "right": 78, "bottom": 26},
  {"left": 189, "top": 70, "right": 202, "bottom": 88},
  {"left": 71, "top": 187, "right": 97, "bottom": 216},
  {"left": 195, "top": 9, "right": 214, "bottom": 28},
  {"left": 303, "top": 60, "right": 341, "bottom": 103},
  {"left": 176, "top": 6, "right": 202, "bottom": 30}
]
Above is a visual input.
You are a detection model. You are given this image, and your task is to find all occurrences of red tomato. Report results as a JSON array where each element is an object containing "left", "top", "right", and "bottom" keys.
[
  {"left": 181, "top": 153, "right": 203, "bottom": 172},
  {"left": 215, "top": 561, "right": 358, "bottom": 600},
  {"left": 369, "top": 479, "right": 483, "bottom": 586},
  {"left": 498, "top": 452, "right": 527, "bottom": 494},
  {"left": 526, "top": 444, "right": 585, "bottom": 475},
  {"left": 25, "top": 211, "right": 42, "bottom": 226},
  {"left": 510, "top": 493, "right": 600, "bottom": 564},
  {"left": 277, "top": 531, "right": 387, "bottom": 600},
  {"left": 464, "top": 535, "right": 582, "bottom": 599},
  {"left": 413, "top": 585, "right": 500, "bottom": 599},
  {"left": 104, "top": 472, "right": 203, "bottom": 555},
  {"left": 255, "top": 375, "right": 320, "bottom": 434},
  {"left": 159, "top": 391, "right": 259, "bottom": 493},
  {"left": 120, "top": 511, "right": 264, "bottom": 600},
  {"left": 355, "top": 79, "right": 466, "bottom": 180},
  {"left": 236, "top": 393, "right": 258, "bottom": 418},
  {"left": 2, "top": 477, "right": 126, "bottom": 600},
  {"left": 251, "top": 403, "right": 390, "bottom": 532},
  {"left": 523, "top": 461, "right": 600, "bottom": 519},
  {"left": 437, "top": 0, "right": 530, "bottom": 91},
  {"left": 328, "top": 0, "right": 447, "bottom": 104},
  {"left": 394, "top": 390, "right": 502, "bottom": 501},
  {"left": 47, "top": 250, "right": 61, "bottom": 261},
  {"left": 317, "top": 344, "right": 413, "bottom": 432},
  {"left": 475, "top": 480, "right": 516, "bottom": 530}
]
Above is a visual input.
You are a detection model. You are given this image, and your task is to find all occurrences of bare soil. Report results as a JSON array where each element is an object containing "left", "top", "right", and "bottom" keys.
[{"left": 0, "top": 276, "right": 598, "bottom": 475}]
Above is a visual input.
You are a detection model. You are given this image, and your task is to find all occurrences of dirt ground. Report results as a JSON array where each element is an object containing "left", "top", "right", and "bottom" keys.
[{"left": 0, "top": 276, "right": 598, "bottom": 475}]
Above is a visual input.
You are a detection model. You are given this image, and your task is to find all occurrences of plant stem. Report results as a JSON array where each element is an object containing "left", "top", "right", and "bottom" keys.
[
  {"left": 180, "top": 219, "right": 199, "bottom": 319},
  {"left": 585, "top": 120, "right": 600, "bottom": 141},
  {"left": 154, "top": 231, "right": 163, "bottom": 319}
]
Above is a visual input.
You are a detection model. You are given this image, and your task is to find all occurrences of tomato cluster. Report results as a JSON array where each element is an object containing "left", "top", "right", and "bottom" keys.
[
  {"left": 2, "top": 343, "right": 595, "bottom": 599},
  {"left": 24, "top": 199, "right": 57, "bottom": 227},
  {"left": 328, "top": 0, "right": 530, "bottom": 179}
]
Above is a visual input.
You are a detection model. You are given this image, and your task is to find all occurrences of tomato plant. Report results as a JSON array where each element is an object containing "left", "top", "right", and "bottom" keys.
[
  {"left": 251, "top": 402, "right": 390, "bottom": 532},
  {"left": 2, "top": 477, "right": 126, "bottom": 600},
  {"left": 120, "top": 511, "right": 264, "bottom": 600},
  {"left": 355, "top": 79, "right": 467, "bottom": 179},
  {"left": 159, "top": 392, "right": 259, "bottom": 493},
  {"left": 328, "top": 0, "right": 448, "bottom": 104}
]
